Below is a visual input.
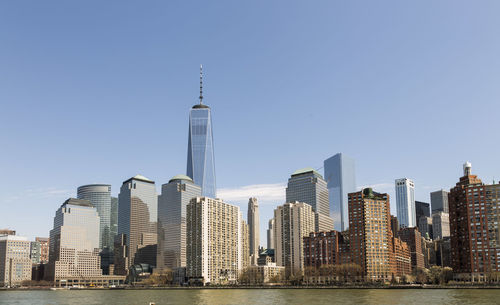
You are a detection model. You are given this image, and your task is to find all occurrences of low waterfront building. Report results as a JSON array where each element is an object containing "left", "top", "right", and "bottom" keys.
[
  {"left": 242, "top": 263, "right": 285, "bottom": 284},
  {"left": 0, "top": 235, "right": 32, "bottom": 287}
]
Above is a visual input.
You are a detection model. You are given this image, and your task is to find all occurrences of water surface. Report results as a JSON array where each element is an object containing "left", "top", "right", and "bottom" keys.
[{"left": 0, "top": 289, "right": 497, "bottom": 305}]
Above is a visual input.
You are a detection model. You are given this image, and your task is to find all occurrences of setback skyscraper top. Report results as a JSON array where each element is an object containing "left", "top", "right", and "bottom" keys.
[{"left": 186, "top": 65, "right": 216, "bottom": 198}]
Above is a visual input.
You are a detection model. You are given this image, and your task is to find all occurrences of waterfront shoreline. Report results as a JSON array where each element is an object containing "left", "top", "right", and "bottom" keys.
[{"left": 2, "top": 285, "right": 499, "bottom": 291}]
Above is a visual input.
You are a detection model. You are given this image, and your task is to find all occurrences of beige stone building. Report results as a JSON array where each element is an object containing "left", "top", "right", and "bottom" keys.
[
  {"left": 186, "top": 197, "right": 245, "bottom": 285},
  {"left": 273, "top": 201, "right": 316, "bottom": 275},
  {"left": 47, "top": 198, "right": 124, "bottom": 287},
  {"left": 241, "top": 220, "right": 250, "bottom": 270},
  {"left": 0, "top": 235, "right": 32, "bottom": 287}
]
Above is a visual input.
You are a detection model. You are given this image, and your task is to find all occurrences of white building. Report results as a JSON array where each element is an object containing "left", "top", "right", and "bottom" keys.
[
  {"left": 273, "top": 201, "right": 316, "bottom": 275},
  {"left": 186, "top": 197, "right": 245, "bottom": 285},
  {"left": 395, "top": 178, "right": 416, "bottom": 228},
  {"left": 0, "top": 235, "right": 32, "bottom": 287}
]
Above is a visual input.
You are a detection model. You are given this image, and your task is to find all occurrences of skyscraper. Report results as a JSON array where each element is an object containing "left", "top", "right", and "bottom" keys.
[
  {"left": 186, "top": 65, "right": 216, "bottom": 198},
  {"left": 431, "top": 189, "right": 449, "bottom": 213},
  {"left": 449, "top": 162, "right": 500, "bottom": 280},
  {"left": 267, "top": 219, "right": 274, "bottom": 250},
  {"left": 273, "top": 201, "right": 316, "bottom": 275},
  {"left": 77, "top": 184, "right": 114, "bottom": 271},
  {"left": 349, "top": 189, "right": 393, "bottom": 280},
  {"left": 348, "top": 188, "right": 411, "bottom": 280},
  {"left": 46, "top": 198, "right": 124, "bottom": 286},
  {"left": 432, "top": 211, "right": 450, "bottom": 240},
  {"left": 186, "top": 197, "right": 244, "bottom": 285},
  {"left": 46, "top": 198, "right": 102, "bottom": 282},
  {"left": 157, "top": 175, "right": 201, "bottom": 271},
  {"left": 395, "top": 178, "right": 416, "bottom": 228},
  {"left": 286, "top": 168, "right": 333, "bottom": 232},
  {"left": 247, "top": 197, "right": 259, "bottom": 265},
  {"left": 324, "top": 153, "right": 356, "bottom": 231},
  {"left": 110, "top": 197, "right": 118, "bottom": 243},
  {"left": 115, "top": 175, "right": 158, "bottom": 274}
]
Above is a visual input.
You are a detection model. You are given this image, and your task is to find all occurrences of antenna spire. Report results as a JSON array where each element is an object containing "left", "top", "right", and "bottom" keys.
[{"left": 199, "top": 64, "right": 203, "bottom": 104}]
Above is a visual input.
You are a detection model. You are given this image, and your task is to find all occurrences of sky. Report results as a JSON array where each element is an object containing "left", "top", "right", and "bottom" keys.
[{"left": 1, "top": 1, "right": 500, "bottom": 244}]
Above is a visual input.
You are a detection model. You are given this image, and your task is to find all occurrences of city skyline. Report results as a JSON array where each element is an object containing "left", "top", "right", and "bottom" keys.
[{"left": 2, "top": 1, "right": 500, "bottom": 246}]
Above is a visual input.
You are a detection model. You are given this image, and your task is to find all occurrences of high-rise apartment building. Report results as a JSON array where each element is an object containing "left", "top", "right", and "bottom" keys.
[
  {"left": 77, "top": 184, "right": 114, "bottom": 271},
  {"left": 397, "top": 227, "right": 424, "bottom": 270},
  {"left": 115, "top": 175, "right": 158, "bottom": 274},
  {"left": 449, "top": 162, "right": 500, "bottom": 280},
  {"left": 323, "top": 153, "right": 356, "bottom": 231},
  {"left": 395, "top": 178, "right": 416, "bottom": 228},
  {"left": 267, "top": 219, "right": 274, "bottom": 250},
  {"left": 303, "top": 231, "right": 347, "bottom": 268},
  {"left": 241, "top": 220, "right": 250, "bottom": 270},
  {"left": 248, "top": 197, "right": 260, "bottom": 265},
  {"left": 348, "top": 189, "right": 410, "bottom": 280},
  {"left": 186, "top": 197, "right": 243, "bottom": 285},
  {"left": 273, "top": 201, "right": 316, "bottom": 275},
  {"left": 286, "top": 168, "right": 333, "bottom": 232},
  {"left": 186, "top": 66, "right": 216, "bottom": 198},
  {"left": 432, "top": 211, "right": 450, "bottom": 240},
  {"left": 0, "top": 235, "right": 31, "bottom": 287},
  {"left": 157, "top": 175, "right": 201, "bottom": 271},
  {"left": 431, "top": 189, "right": 449, "bottom": 213}
]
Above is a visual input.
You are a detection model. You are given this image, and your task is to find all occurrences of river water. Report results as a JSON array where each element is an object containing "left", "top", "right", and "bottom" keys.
[{"left": 0, "top": 289, "right": 498, "bottom": 305}]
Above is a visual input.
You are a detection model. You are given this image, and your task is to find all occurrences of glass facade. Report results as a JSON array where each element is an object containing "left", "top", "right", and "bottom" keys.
[
  {"left": 77, "top": 185, "right": 113, "bottom": 250},
  {"left": 323, "top": 153, "right": 356, "bottom": 231},
  {"left": 395, "top": 178, "right": 416, "bottom": 228},
  {"left": 286, "top": 168, "right": 333, "bottom": 232},
  {"left": 157, "top": 175, "right": 201, "bottom": 270},
  {"left": 77, "top": 184, "right": 114, "bottom": 272},
  {"left": 186, "top": 105, "right": 216, "bottom": 198}
]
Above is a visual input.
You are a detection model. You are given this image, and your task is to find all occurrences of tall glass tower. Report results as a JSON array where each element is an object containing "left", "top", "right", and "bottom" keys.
[
  {"left": 323, "top": 153, "right": 356, "bottom": 231},
  {"left": 186, "top": 65, "right": 216, "bottom": 198}
]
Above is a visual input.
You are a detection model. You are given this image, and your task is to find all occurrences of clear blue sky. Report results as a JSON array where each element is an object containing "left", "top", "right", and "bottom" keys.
[{"left": 1, "top": 1, "right": 500, "bottom": 243}]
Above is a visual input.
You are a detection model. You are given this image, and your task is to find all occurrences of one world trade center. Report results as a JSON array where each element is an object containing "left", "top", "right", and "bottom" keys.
[{"left": 186, "top": 65, "right": 216, "bottom": 198}]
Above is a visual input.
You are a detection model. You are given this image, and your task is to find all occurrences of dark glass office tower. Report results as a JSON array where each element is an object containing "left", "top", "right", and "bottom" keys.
[{"left": 186, "top": 66, "right": 216, "bottom": 198}]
